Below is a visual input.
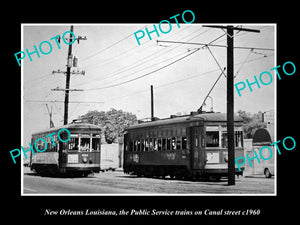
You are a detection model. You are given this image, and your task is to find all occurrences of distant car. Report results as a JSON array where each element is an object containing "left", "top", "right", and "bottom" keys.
[
  {"left": 100, "top": 159, "right": 117, "bottom": 172},
  {"left": 263, "top": 165, "right": 274, "bottom": 178}
]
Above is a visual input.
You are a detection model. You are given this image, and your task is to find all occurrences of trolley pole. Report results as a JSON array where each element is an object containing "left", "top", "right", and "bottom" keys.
[{"left": 203, "top": 25, "right": 260, "bottom": 185}]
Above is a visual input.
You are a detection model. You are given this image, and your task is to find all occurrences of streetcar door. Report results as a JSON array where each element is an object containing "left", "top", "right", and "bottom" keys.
[
  {"left": 123, "top": 132, "right": 128, "bottom": 169},
  {"left": 190, "top": 126, "right": 206, "bottom": 170}
]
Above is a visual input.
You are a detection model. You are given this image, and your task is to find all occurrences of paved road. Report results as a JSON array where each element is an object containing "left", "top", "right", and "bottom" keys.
[{"left": 23, "top": 167, "right": 275, "bottom": 195}]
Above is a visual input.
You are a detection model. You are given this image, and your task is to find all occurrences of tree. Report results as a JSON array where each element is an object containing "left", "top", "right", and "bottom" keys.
[
  {"left": 237, "top": 110, "right": 266, "bottom": 138},
  {"left": 79, "top": 108, "right": 137, "bottom": 143}
]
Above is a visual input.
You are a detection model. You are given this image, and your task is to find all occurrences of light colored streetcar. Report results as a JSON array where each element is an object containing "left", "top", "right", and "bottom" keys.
[{"left": 30, "top": 122, "right": 101, "bottom": 176}]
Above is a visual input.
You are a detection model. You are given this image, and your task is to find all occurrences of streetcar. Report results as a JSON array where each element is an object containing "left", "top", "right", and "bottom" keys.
[
  {"left": 123, "top": 112, "right": 244, "bottom": 180},
  {"left": 30, "top": 121, "right": 101, "bottom": 176}
]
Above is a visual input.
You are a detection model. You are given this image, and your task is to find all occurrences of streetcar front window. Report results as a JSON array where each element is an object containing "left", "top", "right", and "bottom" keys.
[
  {"left": 221, "top": 131, "right": 243, "bottom": 148},
  {"left": 92, "top": 134, "right": 100, "bottom": 151},
  {"left": 92, "top": 138, "right": 100, "bottom": 151},
  {"left": 206, "top": 131, "right": 219, "bottom": 147},
  {"left": 235, "top": 131, "right": 243, "bottom": 147},
  {"left": 69, "top": 135, "right": 79, "bottom": 150},
  {"left": 221, "top": 133, "right": 228, "bottom": 148},
  {"left": 80, "top": 138, "right": 90, "bottom": 151}
]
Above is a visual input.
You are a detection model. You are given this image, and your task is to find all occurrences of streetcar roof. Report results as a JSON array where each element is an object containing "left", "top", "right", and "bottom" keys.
[
  {"left": 32, "top": 122, "right": 101, "bottom": 136},
  {"left": 126, "top": 112, "right": 242, "bottom": 130}
]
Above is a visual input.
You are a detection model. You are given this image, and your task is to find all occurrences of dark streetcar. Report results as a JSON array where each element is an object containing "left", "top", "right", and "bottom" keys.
[{"left": 123, "top": 112, "right": 244, "bottom": 180}]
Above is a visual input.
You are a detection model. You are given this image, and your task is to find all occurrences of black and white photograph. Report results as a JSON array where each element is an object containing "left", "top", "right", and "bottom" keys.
[{"left": 21, "top": 23, "right": 276, "bottom": 195}]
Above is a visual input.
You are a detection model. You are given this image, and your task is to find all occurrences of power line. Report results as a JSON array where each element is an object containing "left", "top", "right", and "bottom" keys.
[
  {"left": 104, "top": 54, "right": 274, "bottom": 107},
  {"left": 80, "top": 25, "right": 147, "bottom": 63},
  {"left": 80, "top": 25, "right": 197, "bottom": 70},
  {"left": 77, "top": 27, "right": 211, "bottom": 88},
  {"left": 97, "top": 49, "right": 197, "bottom": 87},
  {"left": 85, "top": 48, "right": 201, "bottom": 91},
  {"left": 156, "top": 40, "right": 275, "bottom": 51},
  {"left": 26, "top": 100, "right": 104, "bottom": 104},
  {"left": 77, "top": 31, "right": 238, "bottom": 92}
]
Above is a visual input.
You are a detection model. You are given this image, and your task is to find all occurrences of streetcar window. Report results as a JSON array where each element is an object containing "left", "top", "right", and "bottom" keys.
[
  {"left": 81, "top": 137, "right": 90, "bottom": 151},
  {"left": 153, "top": 138, "right": 158, "bottom": 151},
  {"left": 221, "top": 132, "right": 228, "bottom": 148},
  {"left": 92, "top": 138, "right": 100, "bottom": 151},
  {"left": 171, "top": 137, "right": 176, "bottom": 150},
  {"left": 182, "top": 137, "right": 187, "bottom": 149},
  {"left": 129, "top": 141, "right": 133, "bottom": 152},
  {"left": 235, "top": 131, "right": 243, "bottom": 147},
  {"left": 157, "top": 138, "right": 162, "bottom": 151},
  {"left": 35, "top": 139, "right": 46, "bottom": 151},
  {"left": 141, "top": 140, "right": 145, "bottom": 151},
  {"left": 137, "top": 140, "right": 141, "bottom": 152},
  {"left": 69, "top": 137, "right": 79, "bottom": 150},
  {"left": 134, "top": 140, "right": 138, "bottom": 151},
  {"left": 167, "top": 137, "right": 171, "bottom": 150},
  {"left": 149, "top": 138, "right": 154, "bottom": 151},
  {"left": 162, "top": 138, "right": 167, "bottom": 151},
  {"left": 176, "top": 137, "right": 182, "bottom": 150},
  {"left": 206, "top": 131, "right": 219, "bottom": 147},
  {"left": 221, "top": 131, "right": 244, "bottom": 148},
  {"left": 47, "top": 139, "right": 58, "bottom": 152},
  {"left": 145, "top": 139, "right": 149, "bottom": 151}
]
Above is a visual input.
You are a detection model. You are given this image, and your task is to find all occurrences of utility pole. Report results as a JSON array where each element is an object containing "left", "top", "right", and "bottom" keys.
[
  {"left": 227, "top": 26, "right": 235, "bottom": 185},
  {"left": 203, "top": 25, "right": 260, "bottom": 185},
  {"left": 151, "top": 85, "right": 154, "bottom": 121},
  {"left": 51, "top": 25, "right": 86, "bottom": 125}
]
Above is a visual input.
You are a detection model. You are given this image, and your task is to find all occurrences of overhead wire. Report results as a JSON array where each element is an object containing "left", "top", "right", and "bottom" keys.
[
  {"left": 80, "top": 25, "right": 192, "bottom": 70},
  {"left": 79, "top": 25, "right": 147, "bottom": 64},
  {"left": 85, "top": 48, "right": 201, "bottom": 91},
  {"left": 105, "top": 54, "right": 274, "bottom": 103},
  {"left": 76, "top": 27, "right": 211, "bottom": 88}
]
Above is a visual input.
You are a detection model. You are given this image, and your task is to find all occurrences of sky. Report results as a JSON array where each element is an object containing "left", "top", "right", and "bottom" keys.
[{"left": 22, "top": 24, "right": 275, "bottom": 145}]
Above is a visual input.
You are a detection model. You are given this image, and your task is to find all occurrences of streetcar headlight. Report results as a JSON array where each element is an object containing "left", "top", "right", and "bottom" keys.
[
  {"left": 82, "top": 156, "right": 88, "bottom": 163},
  {"left": 224, "top": 155, "right": 228, "bottom": 163}
]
